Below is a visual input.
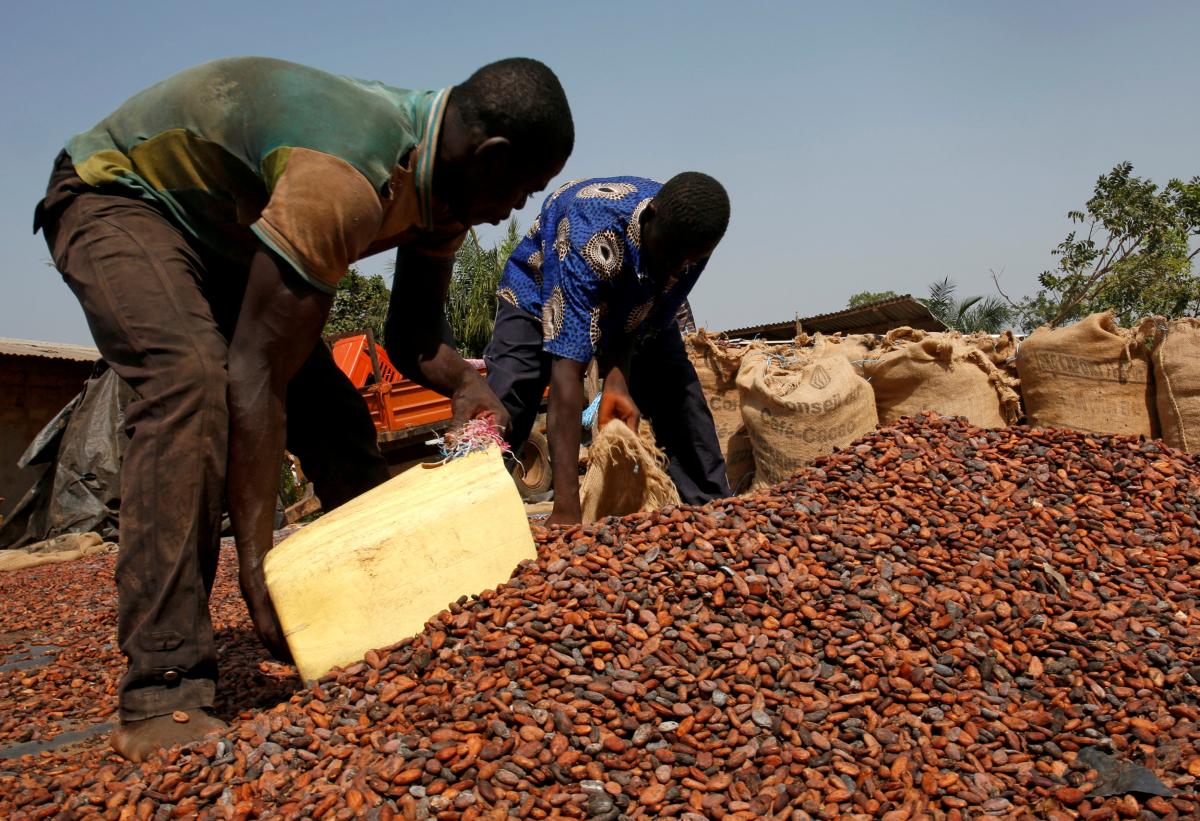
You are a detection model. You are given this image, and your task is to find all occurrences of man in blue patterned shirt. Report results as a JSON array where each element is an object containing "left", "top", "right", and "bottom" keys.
[{"left": 485, "top": 172, "right": 732, "bottom": 525}]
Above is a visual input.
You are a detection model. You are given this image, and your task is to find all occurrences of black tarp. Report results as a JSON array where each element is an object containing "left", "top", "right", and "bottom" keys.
[
  {"left": 2, "top": 362, "right": 297, "bottom": 550},
  {"left": 0, "top": 364, "right": 132, "bottom": 548}
]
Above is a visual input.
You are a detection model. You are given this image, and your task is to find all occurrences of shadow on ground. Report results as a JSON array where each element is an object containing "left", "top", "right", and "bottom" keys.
[{"left": 212, "top": 626, "right": 301, "bottom": 721}]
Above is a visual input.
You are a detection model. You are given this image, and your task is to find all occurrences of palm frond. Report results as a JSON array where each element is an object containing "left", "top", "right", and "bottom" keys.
[
  {"left": 446, "top": 218, "right": 521, "bottom": 357},
  {"left": 921, "top": 277, "right": 1013, "bottom": 333}
]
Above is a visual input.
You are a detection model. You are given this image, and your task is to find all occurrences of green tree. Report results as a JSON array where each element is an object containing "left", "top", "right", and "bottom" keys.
[
  {"left": 846, "top": 289, "right": 899, "bottom": 308},
  {"left": 921, "top": 277, "right": 1012, "bottom": 334},
  {"left": 1011, "top": 162, "right": 1200, "bottom": 330},
  {"left": 322, "top": 220, "right": 522, "bottom": 356},
  {"left": 324, "top": 267, "right": 390, "bottom": 341},
  {"left": 446, "top": 219, "right": 522, "bottom": 357}
]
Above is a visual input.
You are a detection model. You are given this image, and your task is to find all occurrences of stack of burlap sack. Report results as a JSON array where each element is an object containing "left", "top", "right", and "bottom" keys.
[
  {"left": 1015, "top": 312, "right": 1200, "bottom": 452},
  {"left": 686, "top": 327, "right": 1021, "bottom": 491},
  {"left": 683, "top": 312, "right": 1200, "bottom": 495},
  {"left": 580, "top": 313, "right": 1200, "bottom": 515}
]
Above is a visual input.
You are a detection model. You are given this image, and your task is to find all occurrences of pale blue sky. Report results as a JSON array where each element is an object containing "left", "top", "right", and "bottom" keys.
[{"left": 2, "top": 1, "right": 1197, "bottom": 344}]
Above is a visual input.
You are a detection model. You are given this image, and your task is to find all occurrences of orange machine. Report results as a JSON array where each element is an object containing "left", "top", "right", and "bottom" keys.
[{"left": 328, "top": 330, "right": 551, "bottom": 497}]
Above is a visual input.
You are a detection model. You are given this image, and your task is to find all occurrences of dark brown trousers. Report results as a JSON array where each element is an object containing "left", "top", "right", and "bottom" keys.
[
  {"left": 37, "top": 152, "right": 390, "bottom": 721},
  {"left": 484, "top": 300, "right": 731, "bottom": 504}
]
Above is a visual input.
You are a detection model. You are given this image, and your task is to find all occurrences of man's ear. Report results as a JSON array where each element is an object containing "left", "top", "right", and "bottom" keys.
[
  {"left": 473, "top": 135, "right": 512, "bottom": 167},
  {"left": 639, "top": 201, "right": 656, "bottom": 230}
]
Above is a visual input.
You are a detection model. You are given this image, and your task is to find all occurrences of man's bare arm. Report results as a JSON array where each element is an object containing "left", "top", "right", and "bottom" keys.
[
  {"left": 385, "top": 248, "right": 511, "bottom": 431},
  {"left": 227, "top": 247, "right": 332, "bottom": 661}
]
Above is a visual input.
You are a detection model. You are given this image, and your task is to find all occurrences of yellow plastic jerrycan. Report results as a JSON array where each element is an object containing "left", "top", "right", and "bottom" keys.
[{"left": 263, "top": 446, "right": 536, "bottom": 682}]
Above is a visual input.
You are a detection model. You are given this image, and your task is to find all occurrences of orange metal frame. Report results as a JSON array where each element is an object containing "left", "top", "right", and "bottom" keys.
[
  {"left": 328, "top": 331, "right": 483, "bottom": 444},
  {"left": 330, "top": 333, "right": 401, "bottom": 388},
  {"left": 329, "top": 329, "right": 547, "bottom": 446}
]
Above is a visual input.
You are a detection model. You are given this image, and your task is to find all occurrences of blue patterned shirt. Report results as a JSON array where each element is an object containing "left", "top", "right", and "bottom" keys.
[{"left": 497, "top": 176, "right": 706, "bottom": 363}]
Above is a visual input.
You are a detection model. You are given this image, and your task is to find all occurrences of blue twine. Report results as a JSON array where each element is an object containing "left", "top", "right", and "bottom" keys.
[{"left": 582, "top": 393, "right": 602, "bottom": 427}]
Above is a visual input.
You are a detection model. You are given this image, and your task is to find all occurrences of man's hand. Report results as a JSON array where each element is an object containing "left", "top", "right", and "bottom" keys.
[
  {"left": 238, "top": 565, "right": 293, "bottom": 663},
  {"left": 450, "top": 371, "right": 512, "bottom": 434},
  {"left": 598, "top": 368, "right": 641, "bottom": 431}
]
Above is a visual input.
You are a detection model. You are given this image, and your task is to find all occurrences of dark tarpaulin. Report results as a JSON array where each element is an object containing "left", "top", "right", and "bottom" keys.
[{"left": 0, "top": 364, "right": 133, "bottom": 549}]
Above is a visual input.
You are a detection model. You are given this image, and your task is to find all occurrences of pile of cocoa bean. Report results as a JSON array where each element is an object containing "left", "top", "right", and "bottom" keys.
[{"left": 2, "top": 413, "right": 1200, "bottom": 820}]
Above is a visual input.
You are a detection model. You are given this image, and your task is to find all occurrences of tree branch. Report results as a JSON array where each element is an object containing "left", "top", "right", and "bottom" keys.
[
  {"left": 990, "top": 269, "right": 1022, "bottom": 310},
  {"left": 1088, "top": 233, "right": 1119, "bottom": 278},
  {"left": 1051, "top": 229, "right": 1150, "bottom": 327}
]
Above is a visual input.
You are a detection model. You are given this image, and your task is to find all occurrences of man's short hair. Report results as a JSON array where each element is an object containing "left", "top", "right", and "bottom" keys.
[
  {"left": 455, "top": 58, "right": 574, "bottom": 168},
  {"left": 653, "top": 172, "right": 731, "bottom": 252}
]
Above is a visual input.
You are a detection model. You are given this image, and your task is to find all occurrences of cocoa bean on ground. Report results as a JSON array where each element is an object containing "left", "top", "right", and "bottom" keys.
[{"left": 1, "top": 412, "right": 1199, "bottom": 820}]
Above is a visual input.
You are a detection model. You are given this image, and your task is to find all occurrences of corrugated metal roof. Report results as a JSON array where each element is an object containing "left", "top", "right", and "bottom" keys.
[
  {"left": 0, "top": 337, "right": 100, "bottom": 362},
  {"left": 722, "top": 295, "right": 945, "bottom": 339}
]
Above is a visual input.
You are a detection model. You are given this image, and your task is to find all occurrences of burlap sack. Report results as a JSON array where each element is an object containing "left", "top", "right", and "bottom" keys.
[
  {"left": 1016, "top": 312, "right": 1157, "bottom": 436},
  {"left": 864, "top": 330, "right": 1020, "bottom": 428},
  {"left": 685, "top": 331, "right": 760, "bottom": 494},
  {"left": 0, "top": 532, "right": 116, "bottom": 573},
  {"left": 965, "top": 331, "right": 1019, "bottom": 379},
  {"left": 580, "top": 420, "right": 680, "bottom": 522},
  {"left": 821, "top": 333, "right": 882, "bottom": 376},
  {"left": 1152, "top": 317, "right": 1200, "bottom": 452},
  {"left": 737, "top": 343, "right": 878, "bottom": 487}
]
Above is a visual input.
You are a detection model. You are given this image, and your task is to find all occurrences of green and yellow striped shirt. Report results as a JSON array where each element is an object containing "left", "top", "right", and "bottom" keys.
[{"left": 66, "top": 56, "right": 466, "bottom": 293}]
